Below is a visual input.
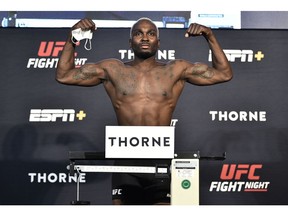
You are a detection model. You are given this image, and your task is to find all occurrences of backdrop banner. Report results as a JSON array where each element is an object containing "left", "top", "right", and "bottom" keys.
[{"left": 0, "top": 27, "right": 287, "bottom": 204}]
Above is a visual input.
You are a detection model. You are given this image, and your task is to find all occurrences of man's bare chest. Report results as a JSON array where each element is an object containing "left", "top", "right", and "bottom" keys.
[{"left": 109, "top": 68, "right": 176, "bottom": 97}]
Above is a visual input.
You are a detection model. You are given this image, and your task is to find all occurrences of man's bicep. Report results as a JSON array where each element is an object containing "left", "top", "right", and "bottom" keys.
[
  {"left": 72, "top": 63, "right": 105, "bottom": 86},
  {"left": 184, "top": 63, "right": 213, "bottom": 85},
  {"left": 186, "top": 64, "right": 230, "bottom": 86}
]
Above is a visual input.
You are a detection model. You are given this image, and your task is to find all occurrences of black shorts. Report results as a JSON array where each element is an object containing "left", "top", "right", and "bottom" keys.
[{"left": 112, "top": 159, "right": 171, "bottom": 205}]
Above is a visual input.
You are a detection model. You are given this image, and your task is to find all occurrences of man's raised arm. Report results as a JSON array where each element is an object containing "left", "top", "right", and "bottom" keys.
[
  {"left": 56, "top": 18, "right": 103, "bottom": 86},
  {"left": 184, "top": 23, "right": 233, "bottom": 85}
]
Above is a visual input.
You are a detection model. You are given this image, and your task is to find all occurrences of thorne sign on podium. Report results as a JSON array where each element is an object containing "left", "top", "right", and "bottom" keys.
[{"left": 105, "top": 126, "right": 175, "bottom": 158}]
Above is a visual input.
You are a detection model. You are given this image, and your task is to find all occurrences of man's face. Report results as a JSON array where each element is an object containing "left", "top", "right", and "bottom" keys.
[{"left": 130, "top": 20, "right": 160, "bottom": 59}]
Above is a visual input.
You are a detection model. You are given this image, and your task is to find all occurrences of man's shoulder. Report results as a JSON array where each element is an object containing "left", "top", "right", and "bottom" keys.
[
  {"left": 167, "top": 59, "right": 189, "bottom": 64},
  {"left": 123, "top": 60, "right": 133, "bottom": 66},
  {"left": 154, "top": 60, "right": 185, "bottom": 67},
  {"left": 101, "top": 58, "right": 124, "bottom": 64},
  {"left": 164, "top": 59, "right": 191, "bottom": 69}
]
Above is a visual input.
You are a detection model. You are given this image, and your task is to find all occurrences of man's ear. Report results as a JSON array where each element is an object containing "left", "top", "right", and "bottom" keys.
[
  {"left": 158, "top": 39, "right": 160, "bottom": 48},
  {"left": 129, "top": 38, "right": 132, "bottom": 48}
]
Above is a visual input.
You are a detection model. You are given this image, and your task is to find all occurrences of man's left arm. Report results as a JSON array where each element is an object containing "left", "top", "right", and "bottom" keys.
[{"left": 184, "top": 23, "right": 233, "bottom": 85}]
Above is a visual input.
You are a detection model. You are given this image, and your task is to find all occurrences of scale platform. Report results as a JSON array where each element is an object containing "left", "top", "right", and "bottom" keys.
[{"left": 67, "top": 151, "right": 225, "bottom": 205}]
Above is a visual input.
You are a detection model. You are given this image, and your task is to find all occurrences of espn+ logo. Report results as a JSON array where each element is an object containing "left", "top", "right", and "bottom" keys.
[
  {"left": 209, "top": 164, "right": 270, "bottom": 192},
  {"left": 29, "top": 109, "right": 86, "bottom": 122},
  {"left": 26, "top": 41, "right": 87, "bottom": 69},
  {"left": 209, "top": 50, "right": 265, "bottom": 62}
]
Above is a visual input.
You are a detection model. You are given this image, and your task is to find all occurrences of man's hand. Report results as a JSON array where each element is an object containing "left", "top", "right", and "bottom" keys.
[
  {"left": 72, "top": 18, "right": 96, "bottom": 32},
  {"left": 185, "top": 23, "right": 212, "bottom": 38}
]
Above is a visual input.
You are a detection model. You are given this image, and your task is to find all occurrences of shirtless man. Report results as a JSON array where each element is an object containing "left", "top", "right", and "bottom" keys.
[{"left": 56, "top": 17, "right": 232, "bottom": 204}]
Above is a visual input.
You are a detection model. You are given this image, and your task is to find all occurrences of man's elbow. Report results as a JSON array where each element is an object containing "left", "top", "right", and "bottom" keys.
[
  {"left": 55, "top": 70, "right": 68, "bottom": 84},
  {"left": 55, "top": 76, "right": 65, "bottom": 84},
  {"left": 224, "top": 72, "right": 233, "bottom": 82},
  {"left": 223, "top": 67, "right": 233, "bottom": 82}
]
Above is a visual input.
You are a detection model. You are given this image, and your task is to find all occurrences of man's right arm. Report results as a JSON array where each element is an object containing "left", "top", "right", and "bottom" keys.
[{"left": 56, "top": 18, "right": 104, "bottom": 86}]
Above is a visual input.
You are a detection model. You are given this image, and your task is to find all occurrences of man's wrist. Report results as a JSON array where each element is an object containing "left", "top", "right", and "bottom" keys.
[{"left": 71, "top": 36, "right": 79, "bottom": 44}]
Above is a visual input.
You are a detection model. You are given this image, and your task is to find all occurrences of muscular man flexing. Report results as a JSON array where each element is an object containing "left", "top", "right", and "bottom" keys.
[{"left": 56, "top": 17, "right": 232, "bottom": 204}]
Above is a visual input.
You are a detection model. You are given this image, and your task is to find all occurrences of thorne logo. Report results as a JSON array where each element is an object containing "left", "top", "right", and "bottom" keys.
[
  {"left": 29, "top": 109, "right": 86, "bottom": 122},
  {"left": 209, "top": 111, "right": 267, "bottom": 122},
  {"left": 209, "top": 49, "right": 265, "bottom": 62},
  {"left": 105, "top": 126, "right": 175, "bottom": 158},
  {"left": 108, "top": 137, "right": 171, "bottom": 147},
  {"left": 28, "top": 172, "right": 86, "bottom": 183},
  {"left": 26, "top": 41, "right": 87, "bottom": 69},
  {"left": 209, "top": 164, "right": 270, "bottom": 192},
  {"left": 119, "top": 49, "right": 176, "bottom": 60}
]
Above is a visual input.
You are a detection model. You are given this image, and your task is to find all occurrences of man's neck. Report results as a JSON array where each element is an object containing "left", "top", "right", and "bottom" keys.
[{"left": 131, "top": 56, "right": 157, "bottom": 67}]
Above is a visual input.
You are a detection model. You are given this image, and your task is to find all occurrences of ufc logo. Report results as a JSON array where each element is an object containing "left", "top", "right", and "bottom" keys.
[
  {"left": 220, "top": 164, "right": 262, "bottom": 180},
  {"left": 37, "top": 41, "right": 78, "bottom": 57},
  {"left": 112, "top": 189, "right": 122, "bottom": 195}
]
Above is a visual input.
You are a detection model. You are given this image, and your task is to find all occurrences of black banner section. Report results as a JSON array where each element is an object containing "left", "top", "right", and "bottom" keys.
[{"left": 0, "top": 28, "right": 288, "bottom": 204}]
